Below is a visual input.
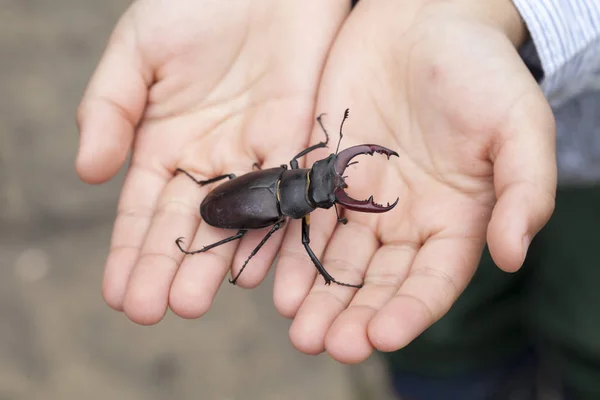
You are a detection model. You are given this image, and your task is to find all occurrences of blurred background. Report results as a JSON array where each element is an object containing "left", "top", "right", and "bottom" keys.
[{"left": 0, "top": 2, "right": 396, "bottom": 399}]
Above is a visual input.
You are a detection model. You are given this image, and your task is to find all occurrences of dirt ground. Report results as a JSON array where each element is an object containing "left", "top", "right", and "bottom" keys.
[{"left": 0, "top": 2, "right": 397, "bottom": 400}]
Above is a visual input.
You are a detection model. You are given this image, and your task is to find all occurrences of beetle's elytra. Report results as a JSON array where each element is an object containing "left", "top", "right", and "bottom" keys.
[{"left": 175, "top": 109, "right": 399, "bottom": 288}]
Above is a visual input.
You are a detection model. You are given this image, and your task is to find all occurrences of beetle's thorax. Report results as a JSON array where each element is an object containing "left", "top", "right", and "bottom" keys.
[{"left": 307, "top": 154, "right": 345, "bottom": 209}]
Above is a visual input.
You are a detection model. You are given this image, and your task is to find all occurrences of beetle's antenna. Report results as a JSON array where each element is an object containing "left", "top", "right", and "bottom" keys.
[{"left": 335, "top": 108, "right": 350, "bottom": 155}]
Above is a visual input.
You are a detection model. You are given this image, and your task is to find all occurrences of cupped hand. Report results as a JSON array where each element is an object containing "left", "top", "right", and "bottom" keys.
[
  {"left": 273, "top": 0, "right": 557, "bottom": 363},
  {"left": 76, "top": 0, "right": 351, "bottom": 324}
]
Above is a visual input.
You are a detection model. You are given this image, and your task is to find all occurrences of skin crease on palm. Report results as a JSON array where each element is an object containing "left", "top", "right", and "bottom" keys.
[{"left": 76, "top": 0, "right": 557, "bottom": 365}]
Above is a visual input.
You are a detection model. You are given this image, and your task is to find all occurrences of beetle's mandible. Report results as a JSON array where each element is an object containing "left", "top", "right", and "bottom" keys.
[{"left": 174, "top": 109, "right": 399, "bottom": 288}]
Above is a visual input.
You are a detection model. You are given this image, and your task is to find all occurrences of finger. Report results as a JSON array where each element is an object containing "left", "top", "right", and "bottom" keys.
[
  {"left": 225, "top": 100, "right": 317, "bottom": 288},
  {"left": 368, "top": 234, "right": 484, "bottom": 352},
  {"left": 288, "top": 220, "right": 377, "bottom": 355},
  {"left": 274, "top": 207, "right": 334, "bottom": 319},
  {"left": 487, "top": 91, "right": 556, "bottom": 272},
  {"left": 102, "top": 163, "right": 168, "bottom": 312},
  {"left": 168, "top": 165, "right": 253, "bottom": 319},
  {"left": 272, "top": 218, "right": 313, "bottom": 316},
  {"left": 122, "top": 167, "right": 211, "bottom": 324},
  {"left": 324, "top": 242, "right": 418, "bottom": 363},
  {"left": 271, "top": 107, "right": 351, "bottom": 316},
  {"left": 76, "top": 13, "right": 151, "bottom": 184},
  {"left": 229, "top": 149, "right": 302, "bottom": 288}
]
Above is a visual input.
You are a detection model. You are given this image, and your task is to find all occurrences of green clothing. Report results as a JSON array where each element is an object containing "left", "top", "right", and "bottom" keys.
[{"left": 382, "top": 185, "right": 600, "bottom": 399}]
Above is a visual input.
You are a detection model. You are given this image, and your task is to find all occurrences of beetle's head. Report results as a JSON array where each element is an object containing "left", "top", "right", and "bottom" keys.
[{"left": 308, "top": 144, "right": 400, "bottom": 212}]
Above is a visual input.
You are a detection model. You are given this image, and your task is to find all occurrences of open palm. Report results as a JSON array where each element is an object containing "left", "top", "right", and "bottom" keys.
[
  {"left": 274, "top": 0, "right": 557, "bottom": 363},
  {"left": 76, "top": 0, "right": 350, "bottom": 324}
]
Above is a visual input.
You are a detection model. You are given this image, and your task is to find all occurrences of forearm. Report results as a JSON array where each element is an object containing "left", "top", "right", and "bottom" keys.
[
  {"left": 511, "top": 0, "right": 600, "bottom": 98},
  {"left": 512, "top": 1, "right": 600, "bottom": 74}
]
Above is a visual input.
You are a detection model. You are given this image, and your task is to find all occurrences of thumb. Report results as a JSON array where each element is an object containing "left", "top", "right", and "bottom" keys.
[
  {"left": 487, "top": 89, "right": 557, "bottom": 272},
  {"left": 76, "top": 13, "right": 150, "bottom": 184}
]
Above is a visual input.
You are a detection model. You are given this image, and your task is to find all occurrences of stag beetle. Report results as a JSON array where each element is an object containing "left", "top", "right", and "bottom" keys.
[{"left": 175, "top": 109, "right": 399, "bottom": 288}]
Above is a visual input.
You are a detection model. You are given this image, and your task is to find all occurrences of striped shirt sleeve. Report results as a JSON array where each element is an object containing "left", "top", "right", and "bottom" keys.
[{"left": 511, "top": 0, "right": 600, "bottom": 104}]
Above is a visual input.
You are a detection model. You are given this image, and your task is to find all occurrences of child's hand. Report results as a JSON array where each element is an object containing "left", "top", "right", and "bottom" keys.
[
  {"left": 76, "top": 0, "right": 350, "bottom": 325},
  {"left": 274, "top": 0, "right": 557, "bottom": 363}
]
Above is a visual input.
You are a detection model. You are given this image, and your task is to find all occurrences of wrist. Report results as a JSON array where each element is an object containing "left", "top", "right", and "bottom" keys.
[
  {"left": 452, "top": 0, "right": 528, "bottom": 47},
  {"left": 473, "top": 0, "right": 528, "bottom": 47},
  {"left": 406, "top": 0, "right": 528, "bottom": 47}
]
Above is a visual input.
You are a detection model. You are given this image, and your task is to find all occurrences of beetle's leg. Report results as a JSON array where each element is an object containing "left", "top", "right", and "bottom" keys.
[
  {"left": 334, "top": 204, "right": 348, "bottom": 225},
  {"left": 253, "top": 163, "right": 288, "bottom": 171},
  {"left": 175, "top": 168, "right": 236, "bottom": 185},
  {"left": 175, "top": 230, "right": 247, "bottom": 255},
  {"left": 301, "top": 215, "right": 363, "bottom": 288},
  {"left": 289, "top": 113, "right": 331, "bottom": 169},
  {"left": 229, "top": 222, "right": 283, "bottom": 285}
]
